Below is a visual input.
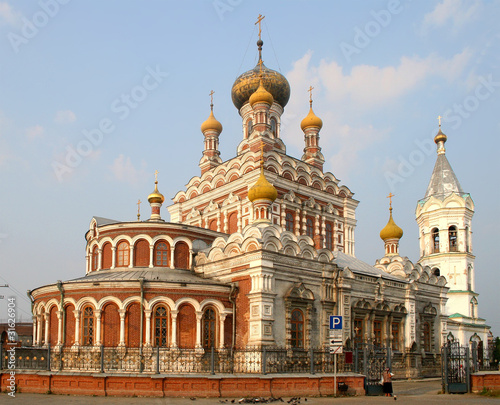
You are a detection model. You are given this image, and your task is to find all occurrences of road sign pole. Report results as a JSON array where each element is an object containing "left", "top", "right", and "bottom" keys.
[{"left": 334, "top": 353, "right": 337, "bottom": 396}]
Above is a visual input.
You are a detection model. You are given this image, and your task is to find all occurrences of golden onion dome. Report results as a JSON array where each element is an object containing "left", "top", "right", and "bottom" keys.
[
  {"left": 434, "top": 128, "right": 447, "bottom": 144},
  {"left": 231, "top": 60, "right": 290, "bottom": 110},
  {"left": 148, "top": 182, "right": 165, "bottom": 204},
  {"left": 300, "top": 106, "right": 323, "bottom": 130},
  {"left": 248, "top": 167, "right": 278, "bottom": 202},
  {"left": 249, "top": 79, "right": 274, "bottom": 107},
  {"left": 200, "top": 109, "right": 223, "bottom": 133},
  {"left": 380, "top": 209, "right": 403, "bottom": 241}
]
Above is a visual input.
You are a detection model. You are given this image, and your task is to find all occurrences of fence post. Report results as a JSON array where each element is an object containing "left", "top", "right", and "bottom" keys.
[
  {"left": 47, "top": 343, "right": 51, "bottom": 371},
  {"left": 211, "top": 347, "right": 215, "bottom": 375},
  {"left": 466, "top": 346, "right": 471, "bottom": 393},
  {"left": 100, "top": 345, "right": 104, "bottom": 373},
  {"left": 471, "top": 341, "right": 477, "bottom": 373},
  {"left": 387, "top": 347, "right": 391, "bottom": 370},
  {"left": 156, "top": 346, "right": 160, "bottom": 374},
  {"left": 262, "top": 346, "right": 267, "bottom": 375},
  {"left": 310, "top": 347, "right": 314, "bottom": 374},
  {"left": 59, "top": 345, "right": 63, "bottom": 371},
  {"left": 354, "top": 347, "right": 358, "bottom": 373}
]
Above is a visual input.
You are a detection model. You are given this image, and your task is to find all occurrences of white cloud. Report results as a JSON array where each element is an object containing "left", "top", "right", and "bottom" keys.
[
  {"left": 26, "top": 125, "right": 44, "bottom": 140},
  {"left": 54, "top": 110, "right": 76, "bottom": 124},
  {"left": 283, "top": 49, "right": 473, "bottom": 178},
  {"left": 421, "top": 0, "right": 482, "bottom": 33},
  {"left": 0, "top": 2, "right": 22, "bottom": 27},
  {"left": 110, "top": 154, "right": 146, "bottom": 185}
]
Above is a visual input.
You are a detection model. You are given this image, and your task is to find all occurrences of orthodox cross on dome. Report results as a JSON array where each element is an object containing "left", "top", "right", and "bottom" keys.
[
  {"left": 137, "top": 199, "right": 141, "bottom": 221},
  {"left": 387, "top": 192, "right": 395, "bottom": 209},
  {"left": 438, "top": 115, "right": 442, "bottom": 129},
  {"left": 308, "top": 85, "right": 314, "bottom": 107},
  {"left": 209, "top": 90, "right": 215, "bottom": 109},
  {"left": 154, "top": 170, "right": 159, "bottom": 183},
  {"left": 255, "top": 14, "right": 265, "bottom": 40}
]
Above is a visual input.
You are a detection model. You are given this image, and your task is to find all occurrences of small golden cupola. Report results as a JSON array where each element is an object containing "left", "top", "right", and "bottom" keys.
[
  {"left": 249, "top": 74, "right": 274, "bottom": 108},
  {"left": 148, "top": 171, "right": 165, "bottom": 221},
  {"left": 380, "top": 193, "right": 403, "bottom": 256},
  {"left": 248, "top": 145, "right": 277, "bottom": 223},
  {"left": 300, "top": 88, "right": 323, "bottom": 131},
  {"left": 201, "top": 94, "right": 223, "bottom": 133},
  {"left": 300, "top": 86, "right": 325, "bottom": 170},
  {"left": 434, "top": 115, "right": 447, "bottom": 155},
  {"left": 199, "top": 91, "right": 223, "bottom": 175}
]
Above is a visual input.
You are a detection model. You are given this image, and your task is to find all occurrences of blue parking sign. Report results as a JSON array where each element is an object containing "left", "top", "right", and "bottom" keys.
[{"left": 329, "top": 315, "right": 343, "bottom": 330}]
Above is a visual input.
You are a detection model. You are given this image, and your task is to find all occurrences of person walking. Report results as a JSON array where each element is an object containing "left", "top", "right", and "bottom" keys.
[{"left": 382, "top": 367, "right": 396, "bottom": 399}]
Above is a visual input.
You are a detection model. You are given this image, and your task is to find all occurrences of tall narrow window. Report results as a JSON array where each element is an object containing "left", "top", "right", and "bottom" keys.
[
  {"left": 202, "top": 308, "right": 216, "bottom": 349},
  {"left": 354, "top": 318, "right": 363, "bottom": 347},
  {"left": 92, "top": 246, "right": 98, "bottom": 271},
  {"left": 270, "top": 117, "right": 277, "bottom": 137},
  {"left": 154, "top": 305, "right": 169, "bottom": 347},
  {"left": 246, "top": 119, "right": 253, "bottom": 138},
  {"left": 449, "top": 226, "right": 458, "bottom": 252},
  {"left": 117, "top": 241, "right": 129, "bottom": 267},
  {"left": 306, "top": 218, "right": 314, "bottom": 238},
  {"left": 290, "top": 309, "right": 304, "bottom": 348},
  {"left": 391, "top": 322, "right": 400, "bottom": 351},
  {"left": 155, "top": 242, "right": 169, "bottom": 266},
  {"left": 285, "top": 212, "right": 294, "bottom": 232},
  {"left": 423, "top": 322, "right": 431, "bottom": 352},
  {"left": 373, "top": 320, "right": 382, "bottom": 346},
  {"left": 82, "top": 306, "right": 94, "bottom": 346},
  {"left": 325, "top": 223, "right": 333, "bottom": 250},
  {"left": 432, "top": 228, "right": 440, "bottom": 253}
]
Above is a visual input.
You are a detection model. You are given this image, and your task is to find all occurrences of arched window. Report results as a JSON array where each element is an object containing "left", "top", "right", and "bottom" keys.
[
  {"left": 246, "top": 119, "right": 253, "bottom": 138},
  {"left": 423, "top": 322, "right": 431, "bottom": 352},
  {"left": 174, "top": 241, "right": 190, "bottom": 269},
  {"left": 465, "top": 226, "right": 470, "bottom": 252},
  {"left": 270, "top": 117, "right": 277, "bottom": 137},
  {"left": 325, "top": 223, "right": 333, "bottom": 250},
  {"left": 154, "top": 305, "right": 169, "bottom": 347},
  {"left": 373, "top": 320, "right": 382, "bottom": 346},
  {"left": 82, "top": 306, "right": 94, "bottom": 346},
  {"left": 117, "top": 241, "right": 129, "bottom": 267},
  {"left": 449, "top": 226, "right": 458, "bottom": 252},
  {"left": 432, "top": 228, "right": 439, "bottom": 253},
  {"left": 285, "top": 212, "right": 294, "bottom": 232},
  {"left": 306, "top": 218, "right": 314, "bottom": 238},
  {"left": 155, "top": 242, "right": 169, "bottom": 267},
  {"left": 391, "top": 322, "right": 400, "bottom": 351},
  {"left": 432, "top": 268, "right": 440, "bottom": 277},
  {"left": 92, "top": 246, "right": 98, "bottom": 271},
  {"left": 202, "top": 307, "right": 217, "bottom": 349},
  {"left": 290, "top": 309, "right": 304, "bottom": 348}
]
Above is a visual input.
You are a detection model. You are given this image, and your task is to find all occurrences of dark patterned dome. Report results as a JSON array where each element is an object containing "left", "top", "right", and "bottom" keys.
[{"left": 231, "top": 61, "right": 290, "bottom": 110}]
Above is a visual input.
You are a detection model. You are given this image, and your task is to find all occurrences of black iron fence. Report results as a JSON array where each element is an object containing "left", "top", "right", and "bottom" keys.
[{"left": 1, "top": 345, "right": 356, "bottom": 375}]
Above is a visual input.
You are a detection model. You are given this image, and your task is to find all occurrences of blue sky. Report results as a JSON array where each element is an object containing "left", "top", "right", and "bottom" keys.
[{"left": 0, "top": 1, "right": 499, "bottom": 335}]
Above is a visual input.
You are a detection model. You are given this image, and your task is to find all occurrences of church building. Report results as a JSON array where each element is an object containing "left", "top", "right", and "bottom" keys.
[{"left": 28, "top": 23, "right": 489, "bottom": 377}]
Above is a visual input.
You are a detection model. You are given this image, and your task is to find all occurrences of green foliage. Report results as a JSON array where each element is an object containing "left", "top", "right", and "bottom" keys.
[{"left": 493, "top": 337, "right": 500, "bottom": 364}]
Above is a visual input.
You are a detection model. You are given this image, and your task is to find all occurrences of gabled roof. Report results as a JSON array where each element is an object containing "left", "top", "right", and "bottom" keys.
[
  {"left": 424, "top": 154, "right": 464, "bottom": 199},
  {"left": 333, "top": 251, "right": 405, "bottom": 282},
  {"left": 93, "top": 216, "right": 120, "bottom": 226}
]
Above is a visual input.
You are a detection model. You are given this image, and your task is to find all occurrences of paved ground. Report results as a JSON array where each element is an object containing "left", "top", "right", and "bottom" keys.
[{"left": 2, "top": 379, "right": 499, "bottom": 404}]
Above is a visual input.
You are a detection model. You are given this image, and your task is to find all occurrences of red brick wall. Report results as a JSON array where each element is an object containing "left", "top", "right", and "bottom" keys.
[
  {"left": 64, "top": 304, "right": 75, "bottom": 346},
  {"left": 209, "top": 219, "right": 217, "bottom": 231},
  {"left": 49, "top": 306, "right": 58, "bottom": 346},
  {"left": 102, "top": 243, "right": 112, "bottom": 269},
  {"left": 126, "top": 303, "right": 141, "bottom": 348},
  {"left": 0, "top": 372, "right": 365, "bottom": 397},
  {"left": 102, "top": 303, "right": 120, "bottom": 346},
  {"left": 174, "top": 242, "right": 189, "bottom": 269},
  {"left": 177, "top": 304, "right": 196, "bottom": 348},
  {"left": 234, "top": 276, "right": 250, "bottom": 348},
  {"left": 134, "top": 239, "right": 149, "bottom": 267},
  {"left": 228, "top": 211, "right": 238, "bottom": 234},
  {"left": 471, "top": 373, "right": 500, "bottom": 393}
]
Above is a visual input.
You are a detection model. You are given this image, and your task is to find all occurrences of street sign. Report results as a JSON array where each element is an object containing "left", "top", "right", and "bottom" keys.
[
  {"left": 329, "top": 339, "right": 342, "bottom": 346},
  {"left": 329, "top": 315, "right": 343, "bottom": 330},
  {"left": 329, "top": 346, "right": 343, "bottom": 354},
  {"left": 329, "top": 329, "right": 342, "bottom": 338}
]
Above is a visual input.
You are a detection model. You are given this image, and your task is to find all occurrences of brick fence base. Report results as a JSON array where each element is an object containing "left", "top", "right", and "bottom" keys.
[
  {"left": 0, "top": 371, "right": 365, "bottom": 397},
  {"left": 471, "top": 371, "right": 500, "bottom": 393}
]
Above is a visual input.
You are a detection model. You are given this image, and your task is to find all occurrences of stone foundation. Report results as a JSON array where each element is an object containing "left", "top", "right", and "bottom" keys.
[{"left": 0, "top": 371, "right": 365, "bottom": 397}]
